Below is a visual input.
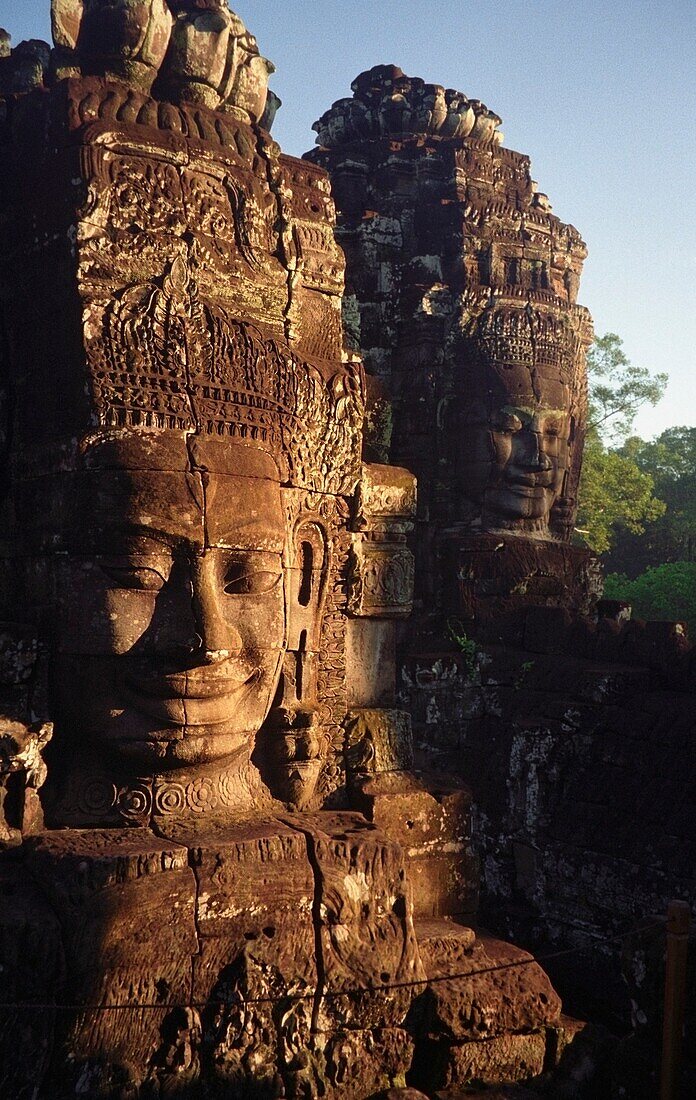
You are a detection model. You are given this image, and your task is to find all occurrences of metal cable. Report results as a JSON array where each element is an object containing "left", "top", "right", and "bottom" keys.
[{"left": 0, "top": 919, "right": 666, "bottom": 1012}]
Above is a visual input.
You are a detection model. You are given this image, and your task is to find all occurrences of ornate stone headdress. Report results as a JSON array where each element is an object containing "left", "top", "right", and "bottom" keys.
[
  {"left": 87, "top": 250, "right": 364, "bottom": 494},
  {"left": 469, "top": 294, "right": 592, "bottom": 402}
]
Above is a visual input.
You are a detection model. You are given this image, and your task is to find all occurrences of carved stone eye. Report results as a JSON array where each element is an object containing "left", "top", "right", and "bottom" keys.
[
  {"left": 99, "top": 563, "right": 167, "bottom": 592},
  {"left": 495, "top": 414, "right": 523, "bottom": 434},
  {"left": 223, "top": 560, "right": 282, "bottom": 595}
]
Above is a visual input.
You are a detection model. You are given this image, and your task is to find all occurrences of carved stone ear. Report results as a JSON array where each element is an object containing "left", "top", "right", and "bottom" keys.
[{"left": 286, "top": 520, "right": 328, "bottom": 653}]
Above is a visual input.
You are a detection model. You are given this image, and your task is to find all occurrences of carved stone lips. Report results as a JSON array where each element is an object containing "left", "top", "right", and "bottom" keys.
[
  {"left": 123, "top": 664, "right": 259, "bottom": 728},
  {"left": 127, "top": 670, "right": 254, "bottom": 700},
  {"left": 506, "top": 473, "right": 554, "bottom": 491}
]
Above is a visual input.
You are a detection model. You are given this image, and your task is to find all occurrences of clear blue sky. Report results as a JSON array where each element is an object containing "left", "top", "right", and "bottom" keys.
[{"left": 2, "top": 0, "right": 694, "bottom": 439}]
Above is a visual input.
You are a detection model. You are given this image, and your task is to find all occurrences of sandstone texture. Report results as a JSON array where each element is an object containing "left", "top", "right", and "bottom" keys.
[{"left": 0, "top": 8, "right": 610, "bottom": 1098}]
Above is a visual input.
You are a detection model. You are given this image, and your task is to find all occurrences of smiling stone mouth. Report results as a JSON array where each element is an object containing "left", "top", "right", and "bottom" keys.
[
  {"left": 123, "top": 657, "right": 260, "bottom": 696},
  {"left": 125, "top": 673, "right": 256, "bottom": 700},
  {"left": 120, "top": 675, "right": 261, "bottom": 731},
  {"left": 506, "top": 478, "right": 553, "bottom": 493}
]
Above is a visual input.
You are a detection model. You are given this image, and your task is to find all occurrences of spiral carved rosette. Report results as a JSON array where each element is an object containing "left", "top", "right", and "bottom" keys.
[{"left": 54, "top": 767, "right": 252, "bottom": 826}]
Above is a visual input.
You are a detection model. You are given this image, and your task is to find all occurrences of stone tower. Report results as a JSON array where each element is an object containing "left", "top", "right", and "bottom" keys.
[{"left": 306, "top": 65, "right": 598, "bottom": 635}]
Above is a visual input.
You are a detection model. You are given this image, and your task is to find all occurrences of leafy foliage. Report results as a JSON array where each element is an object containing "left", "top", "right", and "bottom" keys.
[
  {"left": 577, "top": 436, "right": 665, "bottom": 554},
  {"left": 587, "top": 332, "right": 668, "bottom": 446},
  {"left": 606, "top": 427, "right": 696, "bottom": 573},
  {"left": 446, "top": 619, "right": 479, "bottom": 678},
  {"left": 576, "top": 333, "right": 669, "bottom": 554},
  {"left": 604, "top": 563, "right": 696, "bottom": 634}
]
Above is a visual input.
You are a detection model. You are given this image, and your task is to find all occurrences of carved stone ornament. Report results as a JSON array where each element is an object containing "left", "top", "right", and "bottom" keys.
[
  {"left": 0, "top": 720, "right": 53, "bottom": 845},
  {"left": 348, "top": 463, "right": 417, "bottom": 618},
  {"left": 0, "top": 11, "right": 571, "bottom": 1097}
]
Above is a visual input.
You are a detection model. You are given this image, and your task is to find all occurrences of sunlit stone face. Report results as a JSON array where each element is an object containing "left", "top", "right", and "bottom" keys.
[
  {"left": 51, "top": 438, "right": 289, "bottom": 771},
  {"left": 458, "top": 383, "right": 571, "bottom": 535},
  {"left": 483, "top": 404, "right": 569, "bottom": 523}
]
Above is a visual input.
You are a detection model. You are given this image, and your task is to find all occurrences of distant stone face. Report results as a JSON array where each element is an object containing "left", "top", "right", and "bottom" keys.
[
  {"left": 307, "top": 65, "right": 593, "bottom": 557},
  {"left": 450, "top": 301, "right": 587, "bottom": 540}
]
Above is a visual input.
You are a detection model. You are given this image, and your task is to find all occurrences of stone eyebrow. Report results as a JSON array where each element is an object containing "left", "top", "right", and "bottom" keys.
[{"left": 97, "top": 523, "right": 185, "bottom": 549}]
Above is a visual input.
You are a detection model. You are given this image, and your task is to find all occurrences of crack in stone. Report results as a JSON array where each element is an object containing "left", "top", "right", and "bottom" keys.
[{"left": 281, "top": 817, "right": 327, "bottom": 1035}]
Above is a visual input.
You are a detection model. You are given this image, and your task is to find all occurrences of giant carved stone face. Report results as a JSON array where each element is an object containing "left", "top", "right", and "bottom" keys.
[
  {"left": 457, "top": 378, "right": 572, "bottom": 536},
  {"left": 50, "top": 437, "right": 291, "bottom": 772}
]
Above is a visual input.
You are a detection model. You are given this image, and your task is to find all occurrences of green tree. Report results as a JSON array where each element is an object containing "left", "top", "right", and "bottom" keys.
[
  {"left": 576, "top": 436, "right": 665, "bottom": 554},
  {"left": 576, "top": 333, "right": 668, "bottom": 554},
  {"left": 586, "top": 332, "right": 668, "bottom": 445},
  {"left": 605, "top": 427, "right": 696, "bottom": 573},
  {"left": 604, "top": 563, "right": 696, "bottom": 633}
]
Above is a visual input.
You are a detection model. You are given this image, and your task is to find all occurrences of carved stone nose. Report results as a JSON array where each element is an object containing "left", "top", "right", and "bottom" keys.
[
  {"left": 190, "top": 552, "right": 243, "bottom": 661},
  {"left": 520, "top": 431, "right": 552, "bottom": 469}
]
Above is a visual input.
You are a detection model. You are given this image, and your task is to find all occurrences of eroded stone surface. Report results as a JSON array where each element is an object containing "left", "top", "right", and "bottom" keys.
[
  {"left": 290, "top": 811, "right": 426, "bottom": 1033},
  {"left": 355, "top": 773, "right": 479, "bottom": 920},
  {"left": 0, "top": 870, "right": 63, "bottom": 1098},
  {"left": 0, "top": 9, "right": 572, "bottom": 1096},
  {"left": 423, "top": 1030, "right": 547, "bottom": 1089},
  {"left": 25, "top": 830, "right": 197, "bottom": 1095},
  {"left": 417, "top": 931, "right": 562, "bottom": 1041}
]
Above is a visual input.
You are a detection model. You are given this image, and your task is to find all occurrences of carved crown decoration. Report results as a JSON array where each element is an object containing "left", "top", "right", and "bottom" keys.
[
  {"left": 87, "top": 251, "right": 364, "bottom": 495},
  {"left": 0, "top": 4, "right": 363, "bottom": 499},
  {"left": 464, "top": 296, "right": 592, "bottom": 394}
]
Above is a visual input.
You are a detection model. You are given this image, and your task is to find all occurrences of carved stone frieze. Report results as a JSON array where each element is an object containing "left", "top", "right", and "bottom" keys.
[
  {"left": 348, "top": 540, "right": 415, "bottom": 619},
  {"left": 348, "top": 462, "right": 417, "bottom": 619}
]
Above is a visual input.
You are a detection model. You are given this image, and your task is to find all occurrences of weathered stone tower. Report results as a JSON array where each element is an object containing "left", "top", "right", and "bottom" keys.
[
  {"left": 308, "top": 69, "right": 696, "bottom": 1100},
  {"left": 306, "top": 65, "right": 598, "bottom": 635}
]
